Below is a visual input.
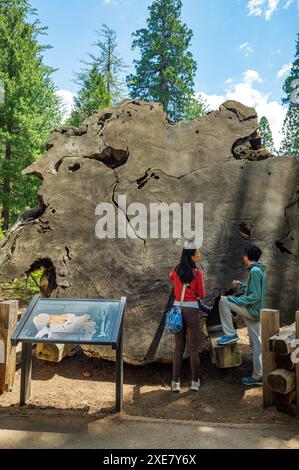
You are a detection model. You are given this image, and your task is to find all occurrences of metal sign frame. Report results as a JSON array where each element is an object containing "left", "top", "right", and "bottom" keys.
[{"left": 11, "top": 295, "right": 126, "bottom": 412}]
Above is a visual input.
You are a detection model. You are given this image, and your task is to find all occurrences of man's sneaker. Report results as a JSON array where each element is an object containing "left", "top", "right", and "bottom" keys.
[
  {"left": 216, "top": 334, "right": 239, "bottom": 345},
  {"left": 171, "top": 381, "right": 180, "bottom": 393},
  {"left": 190, "top": 379, "right": 201, "bottom": 391},
  {"left": 241, "top": 376, "right": 263, "bottom": 386}
]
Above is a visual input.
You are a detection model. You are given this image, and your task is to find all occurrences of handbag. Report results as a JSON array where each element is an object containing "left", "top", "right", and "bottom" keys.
[
  {"left": 187, "top": 284, "right": 210, "bottom": 317},
  {"left": 164, "top": 284, "right": 186, "bottom": 334}
]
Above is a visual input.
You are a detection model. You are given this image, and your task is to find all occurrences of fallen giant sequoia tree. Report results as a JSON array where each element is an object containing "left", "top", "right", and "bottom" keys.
[{"left": 0, "top": 99, "right": 298, "bottom": 364}]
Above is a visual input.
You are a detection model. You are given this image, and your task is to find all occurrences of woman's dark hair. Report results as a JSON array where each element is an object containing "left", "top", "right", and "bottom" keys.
[
  {"left": 244, "top": 244, "right": 262, "bottom": 262},
  {"left": 175, "top": 249, "right": 197, "bottom": 284}
]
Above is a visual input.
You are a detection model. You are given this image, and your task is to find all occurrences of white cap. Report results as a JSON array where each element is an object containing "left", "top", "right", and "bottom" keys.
[{"left": 184, "top": 239, "right": 197, "bottom": 250}]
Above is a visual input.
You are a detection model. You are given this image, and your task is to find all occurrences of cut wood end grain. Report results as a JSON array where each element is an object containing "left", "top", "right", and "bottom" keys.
[
  {"left": 269, "top": 323, "right": 296, "bottom": 355},
  {"left": 268, "top": 368, "right": 296, "bottom": 394}
]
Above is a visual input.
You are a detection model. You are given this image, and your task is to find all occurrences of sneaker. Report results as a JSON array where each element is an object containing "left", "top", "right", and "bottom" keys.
[
  {"left": 216, "top": 334, "right": 239, "bottom": 345},
  {"left": 190, "top": 379, "right": 201, "bottom": 391},
  {"left": 171, "top": 381, "right": 180, "bottom": 393},
  {"left": 241, "top": 376, "right": 263, "bottom": 386}
]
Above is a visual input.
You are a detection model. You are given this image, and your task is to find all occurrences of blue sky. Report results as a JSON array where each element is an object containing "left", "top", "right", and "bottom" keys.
[{"left": 30, "top": 0, "right": 299, "bottom": 149}]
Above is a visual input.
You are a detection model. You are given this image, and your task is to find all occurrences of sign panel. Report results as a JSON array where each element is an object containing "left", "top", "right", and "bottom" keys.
[{"left": 12, "top": 297, "right": 126, "bottom": 346}]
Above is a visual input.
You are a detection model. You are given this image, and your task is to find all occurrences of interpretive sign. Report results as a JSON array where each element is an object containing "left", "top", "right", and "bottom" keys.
[{"left": 11, "top": 295, "right": 126, "bottom": 410}]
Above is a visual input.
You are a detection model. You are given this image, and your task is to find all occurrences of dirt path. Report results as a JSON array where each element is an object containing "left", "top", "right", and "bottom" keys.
[
  {"left": 0, "top": 287, "right": 296, "bottom": 425},
  {"left": 0, "top": 327, "right": 296, "bottom": 425}
]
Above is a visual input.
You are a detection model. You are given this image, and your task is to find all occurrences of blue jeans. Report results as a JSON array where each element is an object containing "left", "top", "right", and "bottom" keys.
[{"left": 219, "top": 296, "right": 262, "bottom": 379}]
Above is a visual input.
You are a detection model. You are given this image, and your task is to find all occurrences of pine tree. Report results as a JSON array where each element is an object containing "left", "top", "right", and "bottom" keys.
[
  {"left": 259, "top": 116, "right": 275, "bottom": 154},
  {"left": 89, "top": 24, "right": 127, "bottom": 103},
  {"left": 282, "top": 33, "right": 299, "bottom": 107},
  {"left": 67, "top": 64, "right": 111, "bottom": 128},
  {"left": 182, "top": 95, "right": 209, "bottom": 121},
  {"left": 280, "top": 105, "right": 299, "bottom": 157},
  {"left": 126, "top": 0, "right": 197, "bottom": 122},
  {"left": 280, "top": 33, "right": 299, "bottom": 157},
  {"left": 0, "top": 0, "right": 62, "bottom": 231}
]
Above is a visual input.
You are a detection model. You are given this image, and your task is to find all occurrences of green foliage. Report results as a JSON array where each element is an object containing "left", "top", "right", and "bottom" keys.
[
  {"left": 259, "top": 116, "right": 276, "bottom": 154},
  {"left": 89, "top": 24, "right": 127, "bottom": 103},
  {"left": 182, "top": 95, "right": 209, "bottom": 121},
  {"left": 0, "top": 272, "right": 40, "bottom": 305},
  {"left": 280, "top": 33, "right": 299, "bottom": 157},
  {"left": 0, "top": 0, "right": 62, "bottom": 231},
  {"left": 67, "top": 64, "right": 111, "bottom": 128},
  {"left": 68, "top": 25, "right": 125, "bottom": 127},
  {"left": 280, "top": 105, "right": 299, "bottom": 157},
  {"left": 0, "top": 216, "right": 4, "bottom": 240},
  {"left": 282, "top": 33, "right": 299, "bottom": 107},
  {"left": 126, "top": 0, "right": 197, "bottom": 122}
]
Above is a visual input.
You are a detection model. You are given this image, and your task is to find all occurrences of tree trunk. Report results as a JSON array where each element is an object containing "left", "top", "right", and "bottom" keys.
[
  {"left": 1, "top": 143, "right": 11, "bottom": 231},
  {"left": 159, "top": 13, "right": 169, "bottom": 113},
  {"left": 106, "top": 37, "right": 112, "bottom": 96}
]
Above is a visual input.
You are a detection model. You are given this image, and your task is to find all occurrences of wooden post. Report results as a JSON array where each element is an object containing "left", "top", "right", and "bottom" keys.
[
  {"left": 296, "top": 311, "right": 299, "bottom": 414},
  {"left": 261, "top": 309, "right": 280, "bottom": 407},
  {"left": 0, "top": 300, "right": 18, "bottom": 393}
]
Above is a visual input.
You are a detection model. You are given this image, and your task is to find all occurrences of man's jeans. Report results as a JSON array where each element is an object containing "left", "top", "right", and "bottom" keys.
[{"left": 219, "top": 296, "right": 262, "bottom": 379}]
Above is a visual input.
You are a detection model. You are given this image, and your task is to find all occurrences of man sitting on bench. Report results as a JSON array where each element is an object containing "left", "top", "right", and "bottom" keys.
[{"left": 216, "top": 244, "right": 267, "bottom": 386}]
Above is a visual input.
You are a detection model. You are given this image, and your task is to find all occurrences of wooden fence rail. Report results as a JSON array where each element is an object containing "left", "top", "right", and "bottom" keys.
[{"left": 261, "top": 308, "right": 299, "bottom": 416}]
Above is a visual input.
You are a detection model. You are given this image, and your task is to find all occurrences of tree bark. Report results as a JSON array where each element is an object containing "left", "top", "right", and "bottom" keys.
[{"left": 1, "top": 142, "right": 11, "bottom": 231}]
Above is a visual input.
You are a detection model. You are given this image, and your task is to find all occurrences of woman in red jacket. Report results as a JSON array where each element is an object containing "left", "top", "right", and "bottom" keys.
[{"left": 170, "top": 245, "right": 211, "bottom": 393}]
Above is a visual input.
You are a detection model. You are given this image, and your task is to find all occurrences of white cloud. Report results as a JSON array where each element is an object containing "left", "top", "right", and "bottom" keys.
[
  {"left": 248, "top": 0, "right": 265, "bottom": 16},
  {"left": 56, "top": 89, "right": 75, "bottom": 121},
  {"left": 277, "top": 63, "right": 292, "bottom": 78},
  {"left": 239, "top": 42, "right": 254, "bottom": 56},
  {"left": 283, "top": 0, "right": 294, "bottom": 8},
  {"left": 198, "top": 70, "right": 287, "bottom": 150},
  {"left": 199, "top": 92, "right": 225, "bottom": 110},
  {"left": 247, "top": 0, "right": 298, "bottom": 18},
  {"left": 243, "top": 69, "right": 263, "bottom": 84},
  {"left": 266, "top": 0, "right": 281, "bottom": 18},
  {"left": 248, "top": 0, "right": 279, "bottom": 19},
  {"left": 103, "top": 0, "right": 121, "bottom": 4}
]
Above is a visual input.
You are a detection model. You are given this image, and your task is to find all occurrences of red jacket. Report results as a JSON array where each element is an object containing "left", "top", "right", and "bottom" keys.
[{"left": 170, "top": 268, "right": 205, "bottom": 302}]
